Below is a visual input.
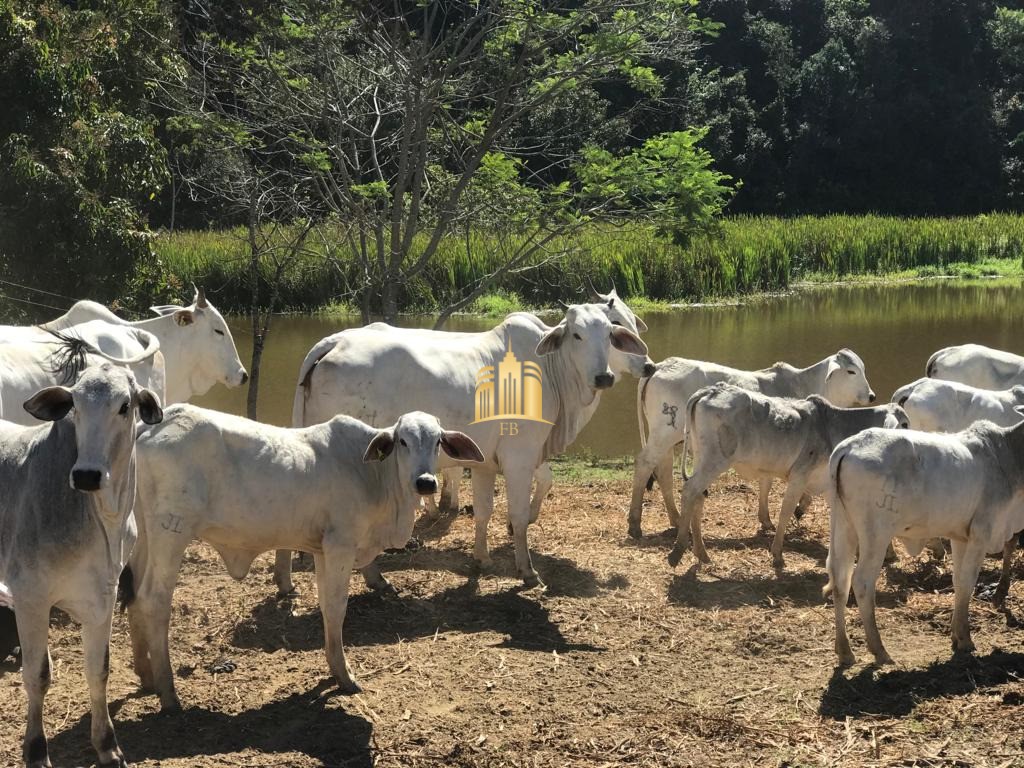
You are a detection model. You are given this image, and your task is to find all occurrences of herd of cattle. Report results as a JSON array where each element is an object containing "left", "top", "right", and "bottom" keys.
[{"left": 1, "top": 284, "right": 1024, "bottom": 766}]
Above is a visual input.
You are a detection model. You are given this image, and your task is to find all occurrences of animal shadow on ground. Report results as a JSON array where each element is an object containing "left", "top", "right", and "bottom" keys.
[
  {"left": 46, "top": 680, "right": 373, "bottom": 768},
  {"left": 230, "top": 570, "right": 604, "bottom": 655},
  {"left": 621, "top": 524, "right": 829, "bottom": 564},
  {"left": 667, "top": 567, "right": 829, "bottom": 610},
  {"left": 820, "top": 649, "right": 1024, "bottom": 718}
]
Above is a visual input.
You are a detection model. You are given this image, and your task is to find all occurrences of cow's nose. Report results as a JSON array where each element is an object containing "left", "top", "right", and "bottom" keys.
[
  {"left": 642, "top": 361, "right": 657, "bottom": 378},
  {"left": 240, "top": 371, "right": 249, "bottom": 385},
  {"left": 415, "top": 474, "right": 438, "bottom": 495},
  {"left": 594, "top": 372, "right": 615, "bottom": 389},
  {"left": 868, "top": 392, "right": 877, "bottom": 403},
  {"left": 71, "top": 469, "right": 102, "bottom": 492}
]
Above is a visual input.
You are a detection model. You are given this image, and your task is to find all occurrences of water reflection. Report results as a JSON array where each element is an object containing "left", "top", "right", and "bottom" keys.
[{"left": 194, "top": 280, "right": 1024, "bottom": 457}]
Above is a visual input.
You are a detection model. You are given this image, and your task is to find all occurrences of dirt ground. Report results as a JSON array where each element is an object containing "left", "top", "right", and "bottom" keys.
[{"left": 3, "top": 470, "right": 1024, "bottom": 768}]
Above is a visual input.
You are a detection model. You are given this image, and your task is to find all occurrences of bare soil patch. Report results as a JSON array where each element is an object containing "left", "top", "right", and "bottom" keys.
[{"left": 3, "top": 473, "right": 1024, "bottom": 767}]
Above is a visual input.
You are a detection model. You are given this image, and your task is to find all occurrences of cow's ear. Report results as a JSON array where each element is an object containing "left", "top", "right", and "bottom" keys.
[
  {"left": 536, "top": 325, "right": 566, "bottom": 355},
  {"left": 136, "top": 389, "right": 164, "bottom": 425},
  {"left": 633, "top": 315, "right": 649, "bottom": 333},
  {"left": 24, "top": 386, "right": 73, "bottom": 422},
  {"left": 363, "top": 429, "right": 395, "bottom": 462},
  {"left": 610, "top": 327, "right": 648, "bottom": 357},
  {"left": 149, "top": 305, "right": 179, "bottom": 317},
  {"left": 826, "top": 358, "right": 841, "bottom": 380},
  {"left": 441, "top": 430, "right": 485, "bottom": 463},
  {"left": 1015, "top": 405, "right": 1024, "bottom": 419},
  {"left": 173, "top": 309, "right": 195, "bottom": 327}
]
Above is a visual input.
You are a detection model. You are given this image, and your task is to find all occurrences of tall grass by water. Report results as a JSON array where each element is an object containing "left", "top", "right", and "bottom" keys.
[{"left": 154, "top": 214, "right": 1024, "bottom": 312}]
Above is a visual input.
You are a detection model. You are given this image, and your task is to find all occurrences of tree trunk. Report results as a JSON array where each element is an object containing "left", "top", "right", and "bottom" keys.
[
  {"left": 247, "top": 312, "right": 265, "bottom": 420},
  {"left": 381, "top": 278, "right": 400, "bottom": 324}
]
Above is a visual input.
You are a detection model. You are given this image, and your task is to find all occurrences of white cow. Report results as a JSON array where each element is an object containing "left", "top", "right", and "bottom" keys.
[
  {"left": 826, "top": 420, "right": 1024, "bottom": 667},
  {"left": 892, "top": 376, "right": 1024, "bottom": 599},
  {"left": 630, "top": 349, "right": 877, "bottom": 539},
  {"left": 0, "top": 328, "right": 166, "bottom": 425},
  {"left": 0, "top": 364, "right": 162, "bottom": 768},
  {"left": 893, "top": 378, "right": 1024, "bottom": 432},
  {"left": 667, "top": 384, "right": 908, "bottom": 568},
  {"left": 40, "top": 286, "right": 248, "bottom": 403},
  {"left": 283, "top": 302, "right": 648, "bottom": 590},
  {"left": 927, "top": 343, "right": 1024, "bottom": 390},
  {"left": 123, "top": 406, "right": 482, "bottom": 710}
]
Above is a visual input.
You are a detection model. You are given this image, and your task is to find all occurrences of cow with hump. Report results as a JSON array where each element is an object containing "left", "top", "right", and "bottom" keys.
[
  {"left": 631, "top": 348, "right": 877, "bottom": 539},
  {"left": 123, "top": 405, "right": 483, "bottom": 710},
  {"left": 825, "top": 417, "right": 1024, "bottom": 667},
  {"left": 284, "top": 301, "right": 649, "bottom": 591},
  {"left": 927, "top": 343, "right": 1024, "bottom": 390},
  {"left": 0, "top": 363, "right": 163, "bottom": 768},
  {"left": 667, "top": 383, "right": 908, "bottom": 569}
]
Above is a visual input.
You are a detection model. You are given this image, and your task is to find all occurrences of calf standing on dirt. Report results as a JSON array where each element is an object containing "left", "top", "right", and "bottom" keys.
[{"left": 668, "top": 383, "right": 908, "bottom": 569}]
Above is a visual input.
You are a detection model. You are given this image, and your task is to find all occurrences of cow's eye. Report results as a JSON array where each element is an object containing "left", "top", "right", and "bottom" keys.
[
  {"left": 118, "top": 402, "right": 130, "bottom": 416},
  {"left": 573, "top": 333, "right": 582, "bottom": 341},
  {"left": 399, "top": 438, "right": 407, "bottom": 447},
  {"left": 847, "top": 370, "right": 855, "bottom": 375},
  {"left": 214, "top": 329, "right": 225, "bottom": 336},
  {"left": 611, "top": 320, "right": 622, "bottom": 326}
]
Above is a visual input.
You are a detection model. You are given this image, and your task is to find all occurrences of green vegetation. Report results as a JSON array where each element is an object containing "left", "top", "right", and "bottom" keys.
[{"left": 154, "top": 214, "right": 1024, "bottom": 313}]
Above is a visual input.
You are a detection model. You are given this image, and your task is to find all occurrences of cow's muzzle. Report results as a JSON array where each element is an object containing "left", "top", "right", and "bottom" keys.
[
  {"left": 642, "top": 361, "right": 657, "bottom": 378},
  {"left": 240, "top": 371, "right": 249, "bottom": 385},
  {"left": 415, "top": 474, "right": 438, "bottom": 495},
  {"left": 868, "top": 391, "right": 877, "bottom": 403},
  {"left": 594, "top": 372, "right": 616, "bottom": 390},
  {"left": 71, "top": 468, "right": 103, "bottom": 492}
]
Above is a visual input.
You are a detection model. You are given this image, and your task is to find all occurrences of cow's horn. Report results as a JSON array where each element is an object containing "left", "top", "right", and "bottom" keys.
[
  {"left": 556, "top": 299, "right": 572, "bottom": 310},
  {"left": 585, "top": 276, "right": 603, "bottom": 302},
  {"left": 196, "top": 285, "right": 208, "bottom": 308}
]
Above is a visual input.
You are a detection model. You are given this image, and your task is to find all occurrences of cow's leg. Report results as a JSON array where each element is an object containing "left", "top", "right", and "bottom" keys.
[
  {"left": 827, "top": 505, "right": 857, "bottom": 667},
  {"left": 669, "top": 461, "right": 720, "bottom": 567},
  {"left": 529, "top": 463, "right": 554, "bottom": 524},
  {"left": 851, "top": 537, "right": 893, "bottom": 665},
  {"left": 995, "top": 536, "right": 1016, "bottom": 606},
  {"left": 471, "top": 468, "right": 497, "bottom": 568},
  {"left": 655, "top": 451, "right": 680, "bottom": 529},
  {"left": 273, "top": 549, "right": 295, "bottom": 596},
  {"left": 315, "top": 546, "right": 359, "bottom": 693},
  {"left": 757, "top": 477, "right": 774, "bottom": 531},
  {"left": 17, "top": 606, "right": 52, "bottom": 768},
  {"left": 81, "top": 614, "right": 126, "bottom": 767},
  {"left": 770, "top": 479, "right": 806, "bottom": 568},
  {"left": 360, "top": 561, "right": 396, "bottom": 595},
  {"left": 629, "top": 429, "right": 674, "bottom": 538},
  {"left": 950, "top": 538, "right": 985, "bottom": 655},
  {"left": 506, "top": 464, "right": 542, "bottom": 587},
  {"left": 439, "top": 467, "right": 461, "bottom": 512},
  {"left": 132, "top": 538, "right": 187, "bottom": 712}
]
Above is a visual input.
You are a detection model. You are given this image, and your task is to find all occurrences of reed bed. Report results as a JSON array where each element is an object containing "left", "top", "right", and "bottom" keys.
[{"left": 154, "top": 214, "right": 1024, "bottom": 312}]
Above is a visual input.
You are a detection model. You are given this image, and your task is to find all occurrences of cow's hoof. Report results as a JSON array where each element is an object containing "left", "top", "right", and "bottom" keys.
[
  {"left": 792, "top": 504, "right": 806, "bottom": 522},
  {"left": 521, "top": 572, "right": 544, "bottom": 589},
  {"left": 836, "top": 652, "right": 856, "bottom": 668},
  {"left": 667, "top": 546, "right": 685, "bottom": 568},
  {"left": 771, "top": 555, "right": 784, "bottom": 569},
  {"left": 627, "top": 522, "right": 643, "bottom": 539},
  {"left": 99, "top": 754, "right": 129, "bottom": 768},
  {"left": 694, "top": 549, "right": 711, "bottom": 565},
  {"left": 338, "top": 678, "right": 362, "bottom": 695},
  {"left": 871, "top": 653, "right": 895, "bottom": 667},
  {"left": 159, "top": 700, "right": 182, "bottom": 715},
  {"left": 369, "top": 579, "right": 398, "bottom": 597},
  {"left": 275, "top": 586, "right": 298, "bottom": 599},
  {"left": 952, "top": 640, "right": 976, "bottom": 657}
]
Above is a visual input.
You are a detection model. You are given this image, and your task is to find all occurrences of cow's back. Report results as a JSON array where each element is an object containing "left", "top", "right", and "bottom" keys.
[
  {"left": 649, "top": 357, "right": 762, "bottom": 408},
  {"left": 930, "top": 344, "right": 1024, "bottom": 390}
]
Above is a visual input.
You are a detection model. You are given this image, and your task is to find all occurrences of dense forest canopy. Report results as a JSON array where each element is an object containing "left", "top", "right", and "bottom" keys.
[{"left": 0, "top": 0, "right": 1022, "bottom": 309}]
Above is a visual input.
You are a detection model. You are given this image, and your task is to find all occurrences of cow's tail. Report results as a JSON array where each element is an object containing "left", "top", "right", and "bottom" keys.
[
  {"left": 117, "top": 564, "right": 136, "bottom": 610},
  {"left": 292, "top": 336, "right": 338, "bottom": 427},
  {"left": 681, "top": 386, "right": 713, "bottom": 482},
  {"left": 823, "top": 444, "right": 855, "bottom": 599},
  {"left": 925, "top": 349, "right": 943, "bottom": 378},
  {"left": 891, "top": 379, "right": 921, "bottom": 408}
]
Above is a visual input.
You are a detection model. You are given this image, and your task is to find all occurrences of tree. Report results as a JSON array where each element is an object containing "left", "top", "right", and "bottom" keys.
[{"left": 0, "top": 0, "right": 173, "bottom": 315}]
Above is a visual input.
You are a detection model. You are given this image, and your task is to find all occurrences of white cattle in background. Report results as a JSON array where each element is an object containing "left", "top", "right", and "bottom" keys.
[
  {"left": 40, "top": 286, "right": 247, "bottom": 403},
  {"left": 0, "top": 364, "right": 162, "bottom": 768},
  {"left": 630, "top": 349, "right": 877, "bottom": 539},
  {"left": 124, "top": 407, "right": 482, "bottom": 710},
  {"left": 0, "top": 329, "right": 165, "bottom": 426},
  {"left": 667, "top": 383, "right": 908, "bottom": 568},
  {"left": 893, "top": 377, "right": 1024, "bottom": 432},
  {"left": 826, "top": 420, "right": 1024, "bottom": 667},
  {"left": 282, "top": 302, "right": 648, "bottom": 591},
  {"left": 927, "top": 343, "right": 1024, "bottom": 391}
]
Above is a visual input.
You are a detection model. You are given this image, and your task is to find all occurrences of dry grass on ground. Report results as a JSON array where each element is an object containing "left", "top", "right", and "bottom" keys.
[{"left": 3, "top": 473, "right": 1024, "bottom": 767}]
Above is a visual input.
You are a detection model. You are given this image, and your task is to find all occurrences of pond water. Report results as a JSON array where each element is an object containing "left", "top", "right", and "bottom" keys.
[{"left": 194, "top": 280, "right": 1024, "bottom": 457}]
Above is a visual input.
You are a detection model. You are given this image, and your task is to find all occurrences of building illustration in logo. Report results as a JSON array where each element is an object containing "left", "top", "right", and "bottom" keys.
[{"left": 472, "top": 340, "right": 550, "bottom": 425}]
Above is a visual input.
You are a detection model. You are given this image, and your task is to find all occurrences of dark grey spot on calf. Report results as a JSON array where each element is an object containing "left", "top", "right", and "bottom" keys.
[{"left": 25, "top": 733, "right": 48, "bottom": 764}]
